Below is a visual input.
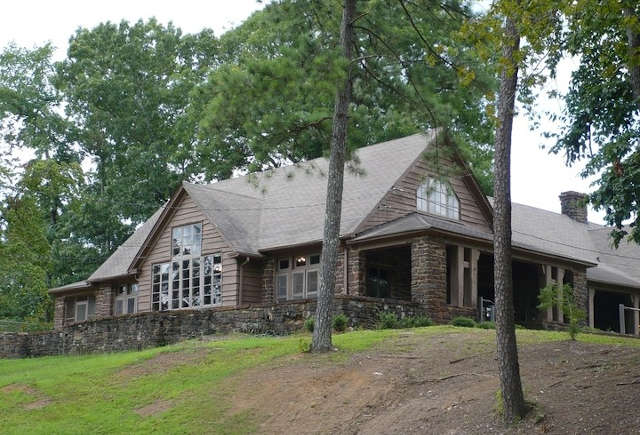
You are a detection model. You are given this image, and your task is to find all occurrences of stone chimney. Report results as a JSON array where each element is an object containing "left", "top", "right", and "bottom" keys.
[{"left": 559, "top": 191, "right": 588, "bottom": 223}]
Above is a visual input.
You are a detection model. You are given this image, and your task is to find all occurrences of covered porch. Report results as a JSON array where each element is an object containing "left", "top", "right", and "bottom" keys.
[{"left": 345, "top": 233, "right": 588, "bottom": 326}]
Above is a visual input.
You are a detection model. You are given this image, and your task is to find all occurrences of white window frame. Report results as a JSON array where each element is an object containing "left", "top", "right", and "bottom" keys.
[
  {"left": 276, "top": 254, "right": 321, "bottom": 301},
  {"left": 417, "top": 177, "right": 460, "bottom": 220},
  {"left": 114, "top": 284, "right": 138, "bottom": 316},
  {"left": 75, "top": 299, "right": 88, "bottom": 322},
  {"left": 152, "top": 253, "right": 222, "bottom": 312}
]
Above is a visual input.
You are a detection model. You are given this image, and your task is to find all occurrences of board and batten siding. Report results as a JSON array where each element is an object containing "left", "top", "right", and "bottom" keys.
[
  {"left": 357, "top": 152, "right": 491, "bottom": 234},
  {"left": 136, "top": 193, "right": 238, "bottom": 312},
  {"left": 240, "top": 259, "right": 264, "bottom": 304}
]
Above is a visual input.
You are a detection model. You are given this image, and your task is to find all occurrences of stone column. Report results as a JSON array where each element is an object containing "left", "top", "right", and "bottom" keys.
[
  {"left": 411, "top": 236, "right": 447, "bottom": 323},
  {"left": 95, "top": 285, "right": 113, "bottom": 318},
  {"left": 556, "top": 268, "right": 565, "bottom": 323},
  {"left": 470, "top": 248, "right": 479, "bottom": 308},
  {"left": 346, "top": 249, "right": 366, "bottom": 296},
  {"left": 588, "top": 288, "right": 595, "bottom": 329},
  {"left": 53, "top": 296, "right": 65, "bottom": 330},
  {"left": 455, "top": 245, "right": 464, "bottom": 307},
  {"left": 544, "top": 265, "right": 553, "bottom": 322},
  {"left": 262, "top": 258, "right": 275, "bottom": 303}
]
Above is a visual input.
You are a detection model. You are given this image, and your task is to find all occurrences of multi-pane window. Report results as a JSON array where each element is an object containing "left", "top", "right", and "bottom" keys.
[
  {"left": 172, "top": 223, "right": 202, "bottom": 257},
  {"left": 65, "top": 295, "right": 96, "bottom": 324},
  {"left": 417, "top": 178, "right": 460, "bottom": 220},
  {"left": 277, "top": 254, "right": 321, "bottom": 301},
  {"left": 153, "top": 254, "right": 221, "bottom": 312},
  {"left": 114, "top": 284, "right": 138, "bottom": 316}
]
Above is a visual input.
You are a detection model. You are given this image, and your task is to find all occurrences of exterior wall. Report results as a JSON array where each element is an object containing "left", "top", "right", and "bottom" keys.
[
  {"left": 240, "top": 259, "right": 264, "bottom": 304},
  {"left": 53, "top": 296, "right": 65, "bottom": 330},
  {"left": 95, "top": 285, "right": 113, "bottom": 318},
  {"left": 357, "top": 150, "right": 491, "bottom": 234},
  {"left": 136, "top": 192, "right": 238, "bottom": 311},
  {"left": 262, "top": 258, "right": 275, "bottom": 304},
  {"left": 410, "top": 235, "right": 476, "bottom": 323},
  {"left": 1, "top": 296, "right": 426, "bottom": 358}
]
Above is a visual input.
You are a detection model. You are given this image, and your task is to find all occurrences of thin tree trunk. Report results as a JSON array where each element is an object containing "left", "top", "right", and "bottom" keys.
[
  {"left": 493, "top": 16, "right": 526, "bottom": 423},
  {"left": 312, "top": 0, "right": 356, "bottom": 353},
  {"left": 623, "top": 6, "right": 640, "bottom": 109}
]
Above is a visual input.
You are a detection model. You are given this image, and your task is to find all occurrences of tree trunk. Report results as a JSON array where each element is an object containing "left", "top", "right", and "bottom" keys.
[
  {"left": 623, "top": 6, "right": 640, "bottom": 109},
  {"left": 312, "top": 0, "right": 356, "bottom": 353},
  {"left": 493, "top": 16, "right": 526, "bottom": 423}
]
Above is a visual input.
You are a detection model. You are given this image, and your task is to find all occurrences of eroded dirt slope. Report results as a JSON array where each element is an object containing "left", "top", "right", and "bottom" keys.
[{"left": 229, "top": 331, "right": 640, "bottom": 434}]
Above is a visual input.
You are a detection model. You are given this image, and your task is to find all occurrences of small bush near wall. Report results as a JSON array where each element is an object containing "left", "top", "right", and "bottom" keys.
[
  {"left": 304, "top": 317, "right": 315, "bottom": 333},
  {"left": 376, "top": 312, "right": 433, "bottom": 329},
  {"left": 451, "top": 316, "right": 477, "bottom": 328},
  {"left": 333, "top": 314, "right": 348, "bottom": 332}
]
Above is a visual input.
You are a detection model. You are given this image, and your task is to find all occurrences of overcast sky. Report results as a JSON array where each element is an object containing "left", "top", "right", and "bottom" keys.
[{"left": 0, "top": 0, "right": 604, "bottom": 223}]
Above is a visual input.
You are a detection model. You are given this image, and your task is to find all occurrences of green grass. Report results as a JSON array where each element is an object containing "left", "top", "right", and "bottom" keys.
[
  {"left": 0, "top": 330, "right": 397, "bottom": 434},
  {"left": 1, "top": 326, "right": 638, "bottom": 434}
]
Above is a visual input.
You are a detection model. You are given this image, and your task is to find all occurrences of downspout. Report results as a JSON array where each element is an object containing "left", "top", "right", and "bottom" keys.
[{"left": 238, "top": 256, "right": 250, "bottom": 306}]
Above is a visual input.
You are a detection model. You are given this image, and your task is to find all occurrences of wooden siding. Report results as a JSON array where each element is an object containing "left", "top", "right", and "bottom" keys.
[
  {"left": 137, "top": 192, "right": 238, "bottom": 311},
  {"left": 240, "top": 259, "right": 264, "bottom": 304},
  {"left": 357, "top": 152, "right": 491, "bottom": 234}
]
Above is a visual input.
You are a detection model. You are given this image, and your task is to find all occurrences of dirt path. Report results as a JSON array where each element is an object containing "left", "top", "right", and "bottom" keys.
[{"left": 229, "top": 331, "right": 640, "bottom": 434}]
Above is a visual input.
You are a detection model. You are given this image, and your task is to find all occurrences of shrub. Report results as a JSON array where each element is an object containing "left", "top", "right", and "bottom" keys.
[
  {"left": 411, "top": 315, "right": 433, "bottom": 327},
  {"left": 304, "top": 317, "right": 314, "bottom": 333},
  {"left": 333, "top": 314, "right": 348, "bottom": 332},
  {"left": 377, "top": 312, "right": 399, "bottom": 329},
  {"left": 477, "top": 321, "right": 496, "bottom": 329},
  {"left": 538, "top": 283, "right": 586, "bottom": 340},
  {"left": 397, "top": 316, "right": 415, "bottom": 328},
  {"left": 451, "top": 316, "right": 476, "bottom": 328}
]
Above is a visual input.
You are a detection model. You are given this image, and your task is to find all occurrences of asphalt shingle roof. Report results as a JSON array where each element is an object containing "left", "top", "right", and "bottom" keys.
[{"left": 59, "top": 132, "right": 640, "bottom": 292}]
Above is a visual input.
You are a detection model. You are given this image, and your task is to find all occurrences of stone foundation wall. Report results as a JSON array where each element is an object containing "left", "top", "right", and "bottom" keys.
[{"left": 1, "top": 296, "right": 427, "bottom": 359}]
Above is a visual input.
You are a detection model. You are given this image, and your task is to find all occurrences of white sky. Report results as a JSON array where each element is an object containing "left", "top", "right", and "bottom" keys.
[{"left": 0, "top": 0, "right": 604, "bottom": 223}]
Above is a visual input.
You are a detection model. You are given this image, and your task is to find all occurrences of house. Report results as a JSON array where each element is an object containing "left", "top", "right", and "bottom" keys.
[{"left": 48, "top": 132, "right": 640, "bottom": 335}]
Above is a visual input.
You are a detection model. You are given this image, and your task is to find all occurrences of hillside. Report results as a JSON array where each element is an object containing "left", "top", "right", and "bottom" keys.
[{"left": 1, "top": 327, "right": 640, "bottom": 434}]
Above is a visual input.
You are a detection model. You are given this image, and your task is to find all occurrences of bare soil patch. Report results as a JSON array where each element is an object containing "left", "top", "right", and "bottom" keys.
[
  {"left": 134, "top": 399, "right": 174, "bottom": 417},
  {"left": 117, "top": 348, "right": 209, "bottom": 381},
  {"left": 229, "top": 331, "right": 640, "bottom": 434},
  {"left": 1, "top": 383, "right": 52, "bottom": 410}
]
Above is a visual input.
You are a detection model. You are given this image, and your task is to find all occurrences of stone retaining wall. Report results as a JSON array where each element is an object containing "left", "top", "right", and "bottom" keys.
[{"left": 1, "top": 296, "right": 426, "bottom": 358}]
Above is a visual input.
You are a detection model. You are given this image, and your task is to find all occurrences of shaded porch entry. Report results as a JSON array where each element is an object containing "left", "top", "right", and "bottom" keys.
[
  {"left": 363, "top": 245, "right": 411, "bottom": 300},
  {"left": 476, "top": 254, "right": 546, "bottom": 327},
  {"left": 593, "top": 290, "right": 633, "bottom": 333}
]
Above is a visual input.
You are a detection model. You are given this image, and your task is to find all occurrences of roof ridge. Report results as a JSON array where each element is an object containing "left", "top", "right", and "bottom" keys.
[
  {"left": 183, "top": 181, "right": 264, "bottom": 201},
  {"left": 191, "top": 132, "right": 430, "bottom": 191}
]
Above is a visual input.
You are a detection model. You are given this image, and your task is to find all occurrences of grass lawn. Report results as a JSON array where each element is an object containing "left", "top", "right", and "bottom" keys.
[{"left": 1, "top": 326, "right": 638, "bottom": 434}]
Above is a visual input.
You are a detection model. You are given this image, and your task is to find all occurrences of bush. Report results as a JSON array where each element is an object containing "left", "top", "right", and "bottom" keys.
[
  {"left": 398, "top": 315, "right": 433, "bottom": 328},
  {"left": 333, "top": 314, "right": 348, "bottom": 332},
  {"left": 477, "top": 321, "right": 496, "bottom": 329},
  {"left": 379, "top": 313, "right": 433, "bottom": 329},
  {"left": 451, "top": 316, "right": 476, "bottom": 328},
  {"left": 377, "top": 312, "right": 399, "bottom": 329},
  {"left": 304, "top": 317, "right": 314, "bottom": 333}
]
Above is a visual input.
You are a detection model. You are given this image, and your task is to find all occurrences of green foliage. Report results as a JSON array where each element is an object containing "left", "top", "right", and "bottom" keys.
[
  {"left": 538, "top": 284, "right": 587, "bottom": 340},
  {"left": 377, "top": 312, "right": 399, "bottom": 329},
  {"left": 398, "top": 315, "right": 434, "bottom": 328},
  {"left": 377, "top": 312, "right": 433, "bottom": 329},
  {"left": 304, "top": 317, "right": 315, "bottom": 333},
  {"left": 198, "top": 0, "right": 496, "bottom": 188},
  {"left": 477, "top": 321, "right": 496, "bottom": 329},
  {"left": 450, "top": 316, "right": 477, "bottom": 328},
  {"left": 332, "top": 314, "right": 348, "bottom": 332},
  {"left": 0, "top": 196, "right": 52, "bottom": 321}
]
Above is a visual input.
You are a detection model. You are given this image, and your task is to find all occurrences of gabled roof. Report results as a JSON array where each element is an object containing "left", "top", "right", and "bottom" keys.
[
  {"left": 88, "top": 206, "right": 164, "bottom": 282},
  {"left": 50, "top": 131, "right": 640, "bottom": 293},
  {"left": 184, "top": 132, "right": 438, "bottom": 252}
]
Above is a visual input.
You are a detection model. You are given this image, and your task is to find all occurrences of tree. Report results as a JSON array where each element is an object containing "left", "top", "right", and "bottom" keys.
[
  {"left": 549, "top": 0, "right": 640, "bottom": 246},
  {"left": 196, "top": 0, "right": 496, "bottom": 188},
  {"left": 311, "top": 0, "right": 357, "bottom": 353},
  {"left": 56, "top": 19, "right": 219, "bottom": 255},
  {"left": 538, "top": 283, "right": 586, "bottom": 340},
  {"left": 491, "top": 13, "right": 526, "bottom": 422}
]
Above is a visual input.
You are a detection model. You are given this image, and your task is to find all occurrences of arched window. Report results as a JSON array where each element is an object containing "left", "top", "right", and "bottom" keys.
[{"left": 417, "top": 178, "right": 460, "bottom": 219}]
